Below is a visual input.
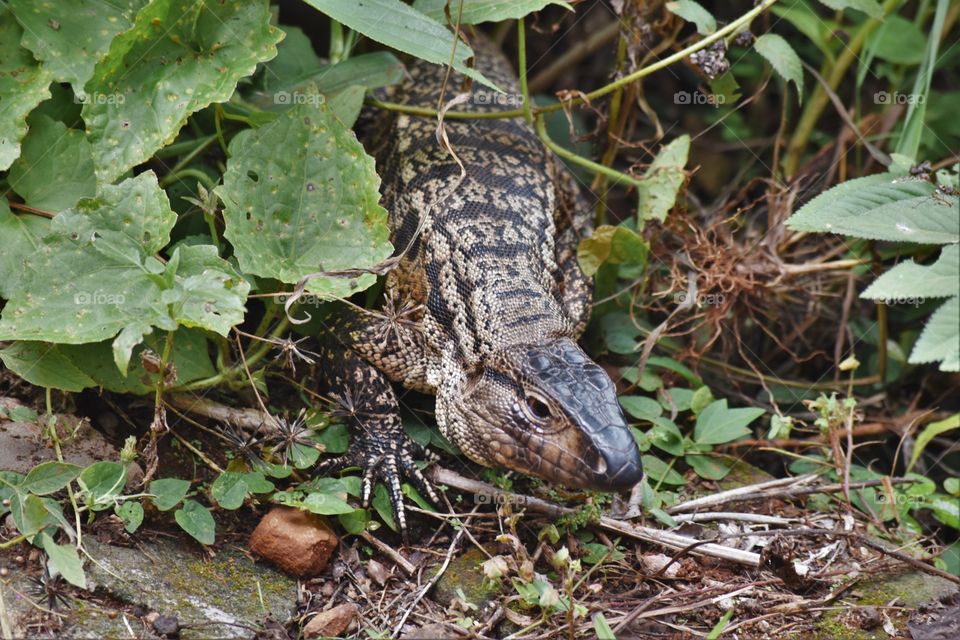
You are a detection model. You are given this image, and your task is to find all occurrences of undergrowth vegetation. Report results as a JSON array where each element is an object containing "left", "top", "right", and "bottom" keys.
[{"left": 0, "top": 0, "right": 957, "bottom": 637}]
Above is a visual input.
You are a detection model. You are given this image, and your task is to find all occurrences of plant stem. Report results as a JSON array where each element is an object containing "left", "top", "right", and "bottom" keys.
[
  {"left": 517, "top": 18, "right": 533, "bottom": 125},
  {"left": 535, "top": 115, "right": 644, "bottom": 189}
]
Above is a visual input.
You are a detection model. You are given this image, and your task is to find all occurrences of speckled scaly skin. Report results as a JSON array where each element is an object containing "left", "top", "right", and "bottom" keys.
[{"left": 316, "top": 36, "right": 643, "bottom": 537}]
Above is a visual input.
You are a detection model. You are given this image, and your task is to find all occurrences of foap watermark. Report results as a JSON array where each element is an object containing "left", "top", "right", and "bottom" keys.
[
  {"left": 874, "top": 91, "right": 925, "bottom": 106},
  {"left": 74, "top": 290, "right": 125, "bottom": 306},
  {"left": 275, "top": 292, "right": 326, "bottom": 308},
  {"left": 674, "top": 91, "right": 725, "bottom": 106},
  {"left": 273, "top": 91, "right": 325, "bottom": 106},
  {"left": 874, "top": 296, "right": 925, "bottom": 308},
  {"left": 674, "top": 291, "right": 726, "bottom": 307},
  {"left": 473, "top": 91, "right": 524, "bottom": 107},
  {"left": 74, "top": 92, "right": 125, "bottom": 106},
  {"left": 475, "top": 493, "right": 529, "bottom": 506}
]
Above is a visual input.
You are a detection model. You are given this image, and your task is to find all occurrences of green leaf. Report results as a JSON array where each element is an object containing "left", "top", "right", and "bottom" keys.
[
  {"left": 693, "top": 399, "right": 763, "bottom": 445},
  {"left": 770, "top": 3, "right": 834, "bottom": 60},
  {"left": 786, "top": 174, "right": 959, "bottom": 244},
  {"left": 242, "top": 471, "right": 275, "bottom": 494},
  {"left": 690, "top": 386, "right": 715, "bottom": 415},
  {"left": 577, "top": 225, "right": 648, "bottom": 277},
  {"left": 619, "top": 396, "right": 663, "bottom": 421},
  {"left": 83, "top": 0, "right": 283, "bottom": 182},
  {"left": 40, "top": 532, "right": 86, "bottom": 589},
  {"left": 862, "top": 245, "right": 959, "bottom": 301},
  {"left": 9, "top": 493, "right": 58, "bottom": 538},
  {"left": 619, "top": 367, "right": 663, "bottom": 392},
  {"left": 667, "top": 1, "right": 716, "bottom": 35},
  {"left": 582, "top": 542, "right": 624, "bottom": 565},
  {"left": 0, "top": 9, "right": 53, "bottom": 170},
  {"left": 175, "top": 499, "right": 216, "bottom": 545},
  {"left": 22, "top": 461, "right": 82, "bottom": 495},
  {"left": 0, "top": 200, "right": 48, "bottom": 299},
  {"left": 78, "top": 461, "right": 126, "bottom": 510},
  {"left": 864, "top": 14, "right": 926, "bottom": 64},
  {"left": 338, "top": 508, "right": 370, "bottom": 535},
  {"left": 930, "top": 494, "right": 959, "bottom": 529},
  {"left": 647, "top": 418, "right": 685, "bottom": 456},
  {"left": 909, "top": 297, "right": 959, "bottom": 371},
  {"left": 0, "top": 341, "right": 97, "bottom": 392},
  {"left": 9, "top": 0, "right": 146, "bottom": 96},
  {"left": 945, "top": 478, "right": 960, "bottom": 497},
  {"left": 641, "top": 455, "right": 685, "bottom": 486},
  {"left": 372, "top": 483, "right": 399, "bottom": 531},
  {"left": 754, "top": 34, "right": 803, "bottom": 98},
  {"left": 816, "top": 0, "right": 884, "bottom": 19},
  {"left": 303, "top": 0, "right": 496, "bottom": 89},
  {"left": 661, "top": 387, "right": 694, "bottom": 412},
  {"left": 686, "top": 454, "right": 731, "bottom": 480},
  {"left": 593, "top": 612, "right": 617, "bottom": 640},
  {"left": 211, "top": 472, "right": 248, "bottom": 510},
  {"left": 645, "top": 356, "right": 704, "bottom": 387},
  {"left": 637, "top": 135, "right": 690, "bottom": 224},
  {"left": 166, "top": 244, "right": 250, "bottom": 338},
  {"left": 217, "top": 97, "right": 392, "bottom": 300},
  {"left": 115, "top": 501, "right": 144, "bottom": 533},
  {"left": 7, "top": 114, "right": 96, "bottom": 213},
  {"left": 412, "top": 0, "right": 572, "bottom": 24},
  {"left": 301, "top": 492, "right": 356, "bottom": 515},
  {"left": 316, "top": 423, "right": 350, "bottom": 454},
  {"left": 149, "top": 477, "right": 190, "bottom": 511}
]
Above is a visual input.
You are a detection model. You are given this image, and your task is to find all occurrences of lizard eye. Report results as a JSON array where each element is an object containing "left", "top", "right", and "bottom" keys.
[{"left": 524, "top": 393, "right": 552, "bottom": 420}]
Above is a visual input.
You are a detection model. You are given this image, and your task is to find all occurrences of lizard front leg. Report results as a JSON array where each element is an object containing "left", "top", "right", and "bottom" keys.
[{"left": 315, "top": 308, "right": 439, "bottom": 541}]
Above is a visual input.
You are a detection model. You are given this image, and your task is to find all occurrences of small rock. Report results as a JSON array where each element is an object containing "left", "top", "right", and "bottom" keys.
[
  {"left": 152, "top": 614, "right": 180, "bottom": 637},
  {"left": 402, "top": 622, "right": 469, "bottom": 639},
  {"left": 144, "top": 611, "right": 159, "bottom": 625},
  {"left": 250, "top": 507, "right": 338, "bottom": 577},
  {"left": 303, "top": 604, "right": 356, "bottom": 639}
]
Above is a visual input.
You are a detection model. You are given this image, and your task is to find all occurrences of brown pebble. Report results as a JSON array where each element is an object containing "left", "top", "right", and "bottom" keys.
[
  {"left": 320, "top": 581, "right": 335, "bottom": 598},
  {"left": 249, "top": 507, "right": 338, "bottom": 578},
  {"left": 303, "top": 603, "right": 357, "bottom": 639}
]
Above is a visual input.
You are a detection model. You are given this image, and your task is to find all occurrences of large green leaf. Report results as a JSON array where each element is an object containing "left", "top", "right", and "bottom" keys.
[
  {"left": 83, "top": 0, "right": 282, "bottom": 182},
  {"left": 0, "top": 200, "right": 48, "bottom": 299},
  {"left": 40, "top": 532, "right": 87, "bottom": 589},
  {"left": 787, "top": 174, "right": 959, "bottom": 244},
  {"left": 864, "top": 14, "right": 926, "bottom": 65},
  {"left": 694, "top": 399, "right": 764, "bottom": 445},
  {"left": 22, "top": 462, "right": 82, "bottom": 496},
  {"left": 862, "top": 244, "right": 959, "bottom": 301},
  {"left": 217, "top": 97, "right": 392, "bottom": 299},
  {"left": 175, "top": 499, "right": 216, "bottom": 545},
  {"left": 303, "top": 0, "right": 496, "bottom": 89},
  {"left": 0, "top": 342, "right": 96, "bottom": 392},
  {"left": 7, "top": 114, "right": 96, "bottom": 213},
  {"left": 9, "top": 0, "right": 146, "bottom": 97},
  {"left": 909, "top": 296, "right": 959, "bottom": 371},
  {"left": 0, "top": 9, "right": 53, "bottom": 170},
  {"left": 637, "top": 134, "right": 690, "bottom": 224},
  {"left": 754, "top": 33, "right": 804, "bottom": 98},
  {"left": 412, "top": 0, "right": 571, "bottom": 24},
  {"left": 0, "top": 173, "right": 249, "bottom": 371}
]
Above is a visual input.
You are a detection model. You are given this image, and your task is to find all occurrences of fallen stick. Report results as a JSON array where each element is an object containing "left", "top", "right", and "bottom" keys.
[{"left": 427, "top": 467, "right": 761, "bottom": 568}]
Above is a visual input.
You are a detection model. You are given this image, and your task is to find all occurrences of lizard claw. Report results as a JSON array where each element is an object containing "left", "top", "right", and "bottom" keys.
[{"left": 317, "top": 433, "right": 440, "bottom": 544}]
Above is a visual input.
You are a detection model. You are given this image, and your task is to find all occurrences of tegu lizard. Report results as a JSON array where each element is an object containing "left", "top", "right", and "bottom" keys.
[{"left": 316, "top": 35, "right": 643, "bottom": 536}]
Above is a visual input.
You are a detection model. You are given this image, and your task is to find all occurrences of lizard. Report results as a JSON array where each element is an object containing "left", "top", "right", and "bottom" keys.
[{"left": 314, "top": 34, "right": 644, "bottom": 537}]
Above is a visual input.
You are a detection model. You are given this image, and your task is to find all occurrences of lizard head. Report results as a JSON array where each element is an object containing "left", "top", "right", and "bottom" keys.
[{"left": 444, "top": 337, "right": 643, "bottom": 491}]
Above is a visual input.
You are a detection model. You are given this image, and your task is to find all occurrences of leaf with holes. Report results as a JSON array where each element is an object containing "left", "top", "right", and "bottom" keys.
[
  {"left": 303, "top": 0, "right": 496, "bottom": 89},
  {"left": 9, "top": 0, "right": 146, "bottom": 97},
  {"left": 0, "top": 9, "right": 53, "bottom": 170},
  {"left": 413, "top": 0, "right": 571, "bottom": 24},
  {"left": 7, "top": 114, "right": 96, "bottom": 213},
  {"left": 83, "top": 0, "right": 282, "bottom": 182},
  {"left": 217, "top": 97, "right": 392, "bottom": 299}
]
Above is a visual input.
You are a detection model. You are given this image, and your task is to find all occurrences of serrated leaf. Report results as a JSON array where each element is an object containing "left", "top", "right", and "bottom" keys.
[
  {"left": 22, "top": 461, "right": 82, "bottom": 496},
  {"left": 115, "top": 501, "right": 144, "bottom": 533},
  {"left": 754, "top": 34, "right": 803, "bottom": 98},
  {"left": 40, "top": 532, "right": 87, "bottom": 589},
  {"left": 0, "top": 173, "right": 248, "bottom": 351},
  {"left": 0, "top": 341, "right": 97, "bottom": 392},
  {"left": 694, "top": 399, "right": 763, "bottom": 445},
  {"left": 218, "top": 99, "right": 392, "bottom": 299},
  {"left": 667, "top": 1, "right": 716, "bottom": 35},
  {"left": 577, "top": 225, "right": 648, "bottom": 276},
  {"left": 149, "top": 477, "right": 190, "bottom": 511},
  {"left": 816, "top": 0, "right": 884, "bottom": 19},
  {"left": 787, "top": 174, "right": 959, "bottom": 244},
  {"left": 175, "top": 499, "right": 216, "bottom": 545},
  {"left": 83, "top": 0, "right": 283, "bottom": 182},
  {"left": 303, "top": 0, "right": 496, "bottom": 89},
  {"left": 413, "top": 0, "right": 572, "bottom": 24},
  {"left": 9, "top": 0, "right": 146, "bottom": 96},
  {"left": 7, "top": 114, "right": 96, "bottom": 213},
  {"left": 0, "top": 200, "right": 48, "bottom": 299},
  {"left": 862, "top": 245, "right": 959, "bottom": 301},
  {"left": 909, "top": 296, "right": 959, "bottom": 371},
  {"left": 637, "top": 135, "right": 690, "bottom": 224},
  {"left": 0, "top": 9, "right": 53, "bottom": 170}
]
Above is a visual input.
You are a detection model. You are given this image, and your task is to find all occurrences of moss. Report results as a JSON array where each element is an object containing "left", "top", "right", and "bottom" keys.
[{"left": 432, "top": 547, "right": 500, "bottom": 610}]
